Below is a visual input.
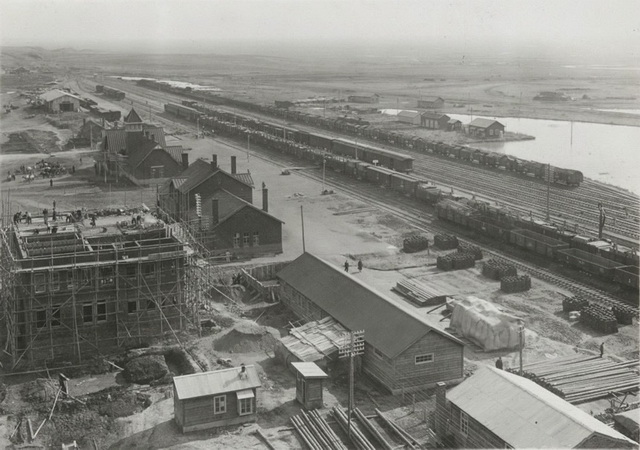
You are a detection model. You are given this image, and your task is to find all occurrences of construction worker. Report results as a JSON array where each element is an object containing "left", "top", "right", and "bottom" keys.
[
  {"left": 495, "top": 357, "right": 503, "bottom": 370},
  {"left": 600, "top": 342, "right": 604, "bottom": 358},
  {"left": 344, "top": 260, "right": 349, "bottom": 272},
  {"left": 357, "top": 260, "right": 363, "bottom": 272}
]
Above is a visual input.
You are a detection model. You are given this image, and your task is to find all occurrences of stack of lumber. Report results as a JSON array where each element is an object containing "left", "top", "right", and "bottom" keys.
[
  {"left": 437, "top": 252, "right": 475, "bottom": 271},
  {"left": 291, "top": 410, "right": 347, "bottom": 450},
  {"left": 516, "top": 355, "right": 639, "bottom": 404},
  {"left": 612, "top": 304, "right": 635, "bottom": 325},
  {"left": 403, "top": 235, "right": 430, "bottom": 253},
  {"left": 500, "top": 275, "right": 532, "bottom": 293},
  {"left": 331, "top": 407, "right": 375, "bottom": 450},
  {"left": 482, "top": 259, "right": 517, "bottom": 280},
  {"left": 457, "top": 243, "right": 483, "bottom": 260},
  {"left": 581, "top": 304, "right": 618, "bottom": 334},
  {"left": 562, "top": 296, "right": 590, "bottom": 312},
  {"left": 393, "top": 279, "right": 447, "bottom": 307},
  {"left": 434, "top": 234, "right": 458, "bottom": 250}
]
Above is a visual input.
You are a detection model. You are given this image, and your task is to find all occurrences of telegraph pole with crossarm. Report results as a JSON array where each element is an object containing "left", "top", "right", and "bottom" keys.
[{"left": 339, "top": 330, "right": 365, "bottom": 437}]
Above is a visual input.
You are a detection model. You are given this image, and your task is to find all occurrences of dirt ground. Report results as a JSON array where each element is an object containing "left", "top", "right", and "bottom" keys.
[{"left": 1, "top": 50, "right": 639, "bottom": 449}]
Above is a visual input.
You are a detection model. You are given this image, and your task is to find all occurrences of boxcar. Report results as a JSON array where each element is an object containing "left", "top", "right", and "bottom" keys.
[
  {"left": 309, "top": 132, "right": 334, "bottom": 150},
  {"left": 557, "top": 248, "right": 623, "bottom": 280},
  {"left": 365, "top": 165, "right": 393, "bottom": 187},
  {"left": 509, "top": 229, "right": 570, "bottom": 258},
  {"left": 416, "top": 184, "right": 442, "bottom": 205},
  {"left": 389, "top": 172, "right": 419, "bottom": 196}
]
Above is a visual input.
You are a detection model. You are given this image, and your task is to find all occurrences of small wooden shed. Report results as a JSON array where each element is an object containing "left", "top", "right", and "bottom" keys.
[
  {"left": 173, "top": 365, "right": 261, "bottom": 433},
  {"left": 291, "top": 362, "right": 328, "bottom": 410}
]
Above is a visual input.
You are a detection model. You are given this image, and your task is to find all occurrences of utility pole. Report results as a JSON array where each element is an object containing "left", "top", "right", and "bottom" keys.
[
  {"left": 322, "top": 157, "right": 326, "bottom": 194},
  {"left": 518, "top": 320, "right": 525, "bottom": 376},
  {"left": 339, "top": 330, "right": 365, "bottom": 438},
  {"left": 546, "top": 163, "right": 551, "bottom": 221},
  {"left": 598, "top": 203, "right": 606, "bottom": 239},
  {"left": 300, "top": 205, "right": 306, "bottom": 253},
  {"left": 247, "top": 135, "right": 250, "bottom": 164}
]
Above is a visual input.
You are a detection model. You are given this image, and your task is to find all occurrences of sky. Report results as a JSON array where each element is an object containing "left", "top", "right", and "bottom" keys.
[{"left": 1, "top": 0, "right": 639, "bottom": 58}]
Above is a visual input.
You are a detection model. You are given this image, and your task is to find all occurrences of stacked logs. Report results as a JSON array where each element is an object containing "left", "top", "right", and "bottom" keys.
[
  {"left": 437, "top": 252, "right": 475, "bottom": 271},
  {"left": 581, "top": 304, "right": 618, "bottom": 334},
  {"left": 501, "top": 275, "right": 532, "bottom": 293},
  {"left": 403, "top": 235, "right": 430, "bottom": 253},
  {"left": 482, "top": 259, "right": 517, "bottom": 280},
  {"left": 434, "top": 234, "right": 458, "bottom": 250},
  {"left": 562, "top": 296, "right": 590, "bottom": 312},
  {"left": 612, "top": 304, "right": 635, "bottom": 325},
  {"left": 331, "top": 407, "right": 376, "bottom": 450},
  {"left": 291, "top": 410, "right": 347, "bottom": 450},
  {"left": 457, "top": 243, "right": 483, "bottom": 260}
]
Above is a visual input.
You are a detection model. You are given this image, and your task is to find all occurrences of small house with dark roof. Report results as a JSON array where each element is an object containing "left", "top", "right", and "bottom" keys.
[
  {"left": 173, "top": 365, "right": 261, "bottom": 433},
  {"left": 397, "top": 110, "right": 421, "bottom": 126},
  {"left": 467, "top": 118, "right": 505, "bottom": 138},
  {"left": 277, "top": 253, "right": 465, "bottom": 394},
  {"left": 417, "top": 96, "right": 445, "bottom": 109},
  {"left": 435, "top": 367, "right": 637, "bottom": 448},
  {"left": 447, "top": 118, "right": 462, "bottom": 131},
  {"left": 421, "top": 112, "right": 450, "bottom": 130}
]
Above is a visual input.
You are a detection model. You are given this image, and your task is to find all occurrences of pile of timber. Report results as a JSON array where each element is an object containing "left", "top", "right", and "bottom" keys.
[
  {"left": 434, "top": 234, "right": 458, "bottom": 250},
  {"left": 516, "top": 355, "right": 639, "bottom": 404},
  {"left": 331, "top": 407, "right": 375, "bottom": 450},
  {"left": 482, "top": 259, "right": 517, "bottom": 280},
  {"left": 437, "top": 252, "right": 475, "bottom": 271},
  {"left": 291, "top": 410, "right": 347, "bottom": 450},
  {"left": 457, "top": 243, "right": 483, "bottom": 260},
  {"left": 500, "top": 275, "right": 532, "bottom": 293},
  {"left": 393, "top": 279, "right": 447, "bottom": 307}
]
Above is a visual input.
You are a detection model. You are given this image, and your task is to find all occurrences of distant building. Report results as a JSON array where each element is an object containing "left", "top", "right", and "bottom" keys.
[
  {"left": 39, "top": 89, "right": 81, "bottom": 113},
  {"left": 275, "top": 100, "right": 295, "bottom": 109},
  {"left": 347, "top": 94, "right": 379, "bottom": 104},
  {"left": 173, "top": 366, "right": 261, "bottom": 433},
  {"left": 434, "top": 367, "right": 637, "bottom": 449},
  {"left": 447, "top": 118, "right": 463, "bottom": 131},
  {"left": 417, "top": 96, "right": 445, "bottom": 109},
  {"left": 397, "top": 110, "right": 421, "bottom": 125},
  {"left": 534, "top": 91, "right": 570, "bottom": 102},
  {"left": 467, "top": 118, "right": 505, "bottom": 138},
  {"left": 277, "top": 252, "right": 465, "bottom": 394},
  {"left": 10, "top": 67, "right": 30, "bottom": 75},
  {"left": 421, "top": 112, "right": 450, "bottom": 130}
]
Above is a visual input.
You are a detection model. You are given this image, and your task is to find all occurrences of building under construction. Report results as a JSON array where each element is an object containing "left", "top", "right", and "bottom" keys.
[{"left": 0, "top": 211, "right": 194, "bottom": 370}]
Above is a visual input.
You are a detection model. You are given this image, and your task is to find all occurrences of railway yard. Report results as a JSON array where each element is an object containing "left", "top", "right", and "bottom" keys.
[{"left": 1, "top": 46, "right": 639, "bottom": 449}]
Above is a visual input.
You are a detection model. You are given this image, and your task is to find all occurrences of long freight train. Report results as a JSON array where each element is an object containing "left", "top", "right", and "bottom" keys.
[
  {"left": 164, "top": 102, "right": 638, "bottom": 291},
  {"left": 145, "top": 78, "right": 584, "bottom": 185}
]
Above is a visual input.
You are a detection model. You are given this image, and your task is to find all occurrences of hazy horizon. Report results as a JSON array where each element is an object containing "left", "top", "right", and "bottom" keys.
[{"left": 2, "top": 0, "right": 640, "bottom": 63}]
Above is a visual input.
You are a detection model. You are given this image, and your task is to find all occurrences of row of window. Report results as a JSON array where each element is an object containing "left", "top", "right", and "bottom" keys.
[
  {"left": 213, "top": 394, "right": 253, "bottom": 416},
  {"left": 32, "top": 262, "right": 178, "bottom": 294},
  {"left": 34, "top": 297, "right": 179, "bottom": 328},
  {"left": 232, "top": 232, "right": 260, "bottom": 248}
]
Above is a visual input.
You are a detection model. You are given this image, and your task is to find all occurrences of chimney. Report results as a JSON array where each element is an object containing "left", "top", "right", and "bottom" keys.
[
  {"left": 181, "top": 153, "right": 189, "bottom": 170},
  {"left": 434, "top": 382, "right": 448, "bottom": 436},
  {"left": 262, "top": 187, "right": 268, "bottom": 213},
  {"left": 211, "top": 199, "right": 219, "bottom": 225},
  {"left": 211, "top": 154, "right": 217, "bottom": 169},
  {"left": 231, "top": 156, "right": 237, "bottom": 174}
]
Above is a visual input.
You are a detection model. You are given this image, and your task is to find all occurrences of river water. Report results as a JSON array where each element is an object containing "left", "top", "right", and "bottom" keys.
[{"left": 447, "top": 114, "right": 640, "bottom": 195}]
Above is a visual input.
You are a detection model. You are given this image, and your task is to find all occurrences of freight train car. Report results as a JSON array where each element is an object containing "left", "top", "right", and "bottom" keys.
[
  {"left": 164, "top": 102, "right": 202, "bottom": 122},
  {"left": 102, "top": 86, "right": 125, "bottom": 100}
]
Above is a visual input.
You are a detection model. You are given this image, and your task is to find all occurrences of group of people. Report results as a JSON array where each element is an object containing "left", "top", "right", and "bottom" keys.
[
  {"left": 12, "top": 211, "right": 31, "bottom": 224},
  {"left": 344, "top": 259, "right": 364, "bottom": 273}
]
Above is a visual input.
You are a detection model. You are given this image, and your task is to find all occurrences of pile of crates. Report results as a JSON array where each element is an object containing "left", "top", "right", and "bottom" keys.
[
  {"left": 403, "top": 235, "right": 430, "bottom": 253},
  {"left": 457, "top": 243, "right": 483, "bottom": 260},
  {"left": 500, "top": 275, "right": 532, "bottom": 293},
  {"left": 437, "top": 252, "right": 475, "bottom": 271},
  {"left": 580, "top": 304, "right": 618, "bottom": 334},
  {"left": 434, "top": 234, "right": 458, "bottom": 250},
  {"left": 612, "top": 305, "right": 635, "bottom": 325},
  {"left": 562, "top": 296, "right": 590, "bottom": 312},
  {"left": 481, "top": 259, "right": 517, "bottom": 280}
]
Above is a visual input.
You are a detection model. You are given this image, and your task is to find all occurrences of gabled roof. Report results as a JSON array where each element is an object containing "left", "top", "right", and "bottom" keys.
[
  {"left": 448, "top": 367, "right": 636, "bottom": 449},
  {"left": 448, "top": 118, "right": 462, "bottom": 124},
  {"left": 124, "top": 108, "right": 143, "bottom": 123},
  {"left": 141, "top": 125, "right": 166, "bottom": 148},
  {"left": 126, "top": 139, "right": 164, "bottom": 170},
  {"left": 277, "top": 253, "right": 463, "bottom": 358},
  {"left": 169, "top": 159, "right": 253, "bottom": 195},
  {"left": 102, "top": 129, "right": 127, "bottom": 154},
  {"left": 173, "top": 365, "right": 261, "bottom": 400},
  {"left": 165, "top": 145, "right": 188, "bottom": 164},
  {"left": 203, "top": 189, "right": 284, "bottom": 226},
  {"left": 421, "top": 112, "right": 450, "bottom": 120},
  {"left": 398, "top": 110, "right": 420, "bottom": 119},
  {"left": 469, "top": 118, "right": 504, "bottom": 128},
  {"left": 419, "top": 96, "right": 444, "bottom": 103},
  {"left": 40, "top": 89, "right": 81, "bottom": 102},
  {"left": 231, "top": 172, "right": 254, "bottom": 187}
]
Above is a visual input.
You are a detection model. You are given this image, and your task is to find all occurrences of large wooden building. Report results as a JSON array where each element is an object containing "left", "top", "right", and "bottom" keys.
[
  {"left": 421, "top": 112, "right": 451, "bottom": 130},
  {"left": 397, "top": 110, "right": 421, "bottom": 126},
  {"left": 39, "top": 89, "right": 81, "bottom": 113},
  {"left": 467, "top": 118, "right": 505, "bottom": 138},
  {"left": 435, "top": 367, "right": 637, "bottom": 449},
  {"left": 277, "top": 253, "right": 465, "bottom": 394},
  {"left": 173, "top": 365, "right": 261, "bottom": 433},
  {"left": 417, "top": 96, "right": 445, "bottom": 109}
]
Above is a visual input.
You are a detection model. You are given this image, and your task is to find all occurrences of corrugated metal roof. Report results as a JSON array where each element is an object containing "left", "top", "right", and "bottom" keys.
[
  {"left": 40, "top": 89, "right": 81, "bottom": 102},
  {"left": 447, "top": 367, "right": 636, "bottom": 448},
  {"left": 103, "top": 129, "right": 127, "bottom": 154},
  {"left": 232, "top": 172, "right": 254, "bottom": 187},
  {"left": 291, "top": 362, "right": 329, "bottom": 379},
  {"left": 469, "top": 118, "right": 504, "bottom": 129},
  {"left": 277, "top": 253, "right": 463, "bottom": 358},
  {"left": 173, "top": 365, "right": 261, "bottom": 400},
  {"left": 171, "top": 178, "right": 187, "bottom": 189}
]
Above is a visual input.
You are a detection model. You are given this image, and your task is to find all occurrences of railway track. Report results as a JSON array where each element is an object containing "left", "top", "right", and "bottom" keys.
[{"left": 72, "top": 77, "right": 639, "bottom": 313}]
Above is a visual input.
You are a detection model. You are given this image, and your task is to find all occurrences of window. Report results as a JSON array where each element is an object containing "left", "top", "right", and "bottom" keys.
[
  {"left": 239, "top": 398, "right": 253, "bottom": 416},
  {"left": 213, "top": 395, "right": 226, "bottom": 414},
  {"left": 252, "top": 232, "right": 259, "bottom": 246},
  {"left": 96, "top": 301, "right": 107, "bottom": 322},
  {"left": 243, "top": 232, "right": 250, "bottom": 246},
  {"left": 99, "top": 267, "right": 114, "bottom": 286},
  {"left": 128, "top": 300, "right": 138, "bottom": 314},
  {"left": 143, "top": 264, "right": 155, "bottom": 278},
  {"left": 34, "top": 273, "right": 46, "bottom": 293},
  {"left": 51, "top": 305, "right": 61, "bottom": 327},
  {"left": 415, "top": 354, "right": 434, "bottom": 365},
  {"left": 36, "top": 310, "right": 47, "bottom": 328},
  {"left": 233, "top": 233, "right": 240, "bottom": 248},
  {"left": 460, "top": 411, "right": 469, "bottom": 436},
  {"left": 83, "top": 303, "right": 93, "bottom": 324},
  {"left": 51, "top": 272, "right": 60, "bottom": 291}
]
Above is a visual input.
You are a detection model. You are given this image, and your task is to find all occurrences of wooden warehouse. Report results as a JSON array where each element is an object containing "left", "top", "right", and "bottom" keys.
[
  {"left": 435, "top": 367, "right": 638, "bottom": 449},
  {"left": 397, "top": 110, "right": 422, "bottom": 126},
  {"left": 421, "top": 112, "right": 451, "bottom": 130},
  {"left": 417, "top": 96, "right": 445, "bottom": 109},
  {"left": 467, "top": 118, "right": 505, "bottom": 138},
  {"left": 39, "top": 89, "right": 81, "bottom": 113},
  {"left": 277, "top": 253, "right": 465, "bottom": 394},
  {"left": 173, "top": 365, "right": 261, "bottom": 433}
]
